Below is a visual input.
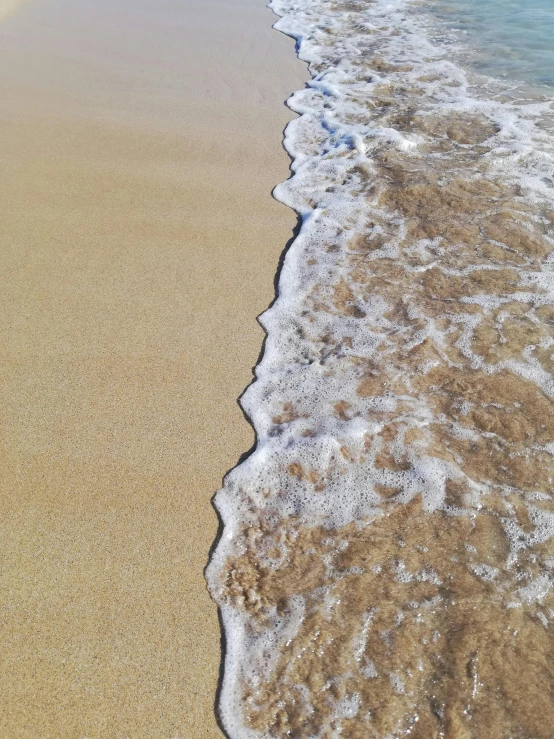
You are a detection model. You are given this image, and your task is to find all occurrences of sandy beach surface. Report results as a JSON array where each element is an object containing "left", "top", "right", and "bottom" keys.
[{"left": 0, "top": 0, "right": 306, "bottom": 736}]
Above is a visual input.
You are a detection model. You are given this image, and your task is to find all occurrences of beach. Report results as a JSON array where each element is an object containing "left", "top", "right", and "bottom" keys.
[
  {"left": 5, "top": 0, "right": 554, "bottom": 735},
  {"left": 0, "top": 0, "right": 306, "bottom": 736},
  {"left": 209, "top": 0, "right": 554, "bottom": 736}
]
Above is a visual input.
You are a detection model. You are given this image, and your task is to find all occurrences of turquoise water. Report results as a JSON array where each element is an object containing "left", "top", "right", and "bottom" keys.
[{"left": 430, "top": 0, "right": 554, "bottom": 88}]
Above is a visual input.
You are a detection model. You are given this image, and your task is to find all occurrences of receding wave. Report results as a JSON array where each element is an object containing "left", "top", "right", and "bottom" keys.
[{"left": 207, "top": 0, "right": 554, "bottom": 736}]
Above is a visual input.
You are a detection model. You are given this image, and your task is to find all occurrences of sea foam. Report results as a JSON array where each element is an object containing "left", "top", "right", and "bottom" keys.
[{"left": 207, "top": 0, "right": 554, "bottom": 736}]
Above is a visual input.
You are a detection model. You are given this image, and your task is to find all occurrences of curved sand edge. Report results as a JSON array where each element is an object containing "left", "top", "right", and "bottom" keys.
[{"left": 0, "top": 0, "right": 306, "bottom": 736}]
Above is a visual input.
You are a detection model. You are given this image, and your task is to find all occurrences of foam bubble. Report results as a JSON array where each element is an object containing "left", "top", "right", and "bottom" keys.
[{"left": 207, "top": 0, "right": 554, "bottom": 734}]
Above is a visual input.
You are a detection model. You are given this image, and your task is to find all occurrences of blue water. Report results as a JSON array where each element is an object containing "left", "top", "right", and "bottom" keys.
[{"left": 429, "top": 0, "right": 554, "bottom": 88}]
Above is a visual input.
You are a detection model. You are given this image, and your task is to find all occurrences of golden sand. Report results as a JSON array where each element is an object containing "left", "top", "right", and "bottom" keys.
[{"left": 0, "top": 0, "right": 306, "bottom": 735}]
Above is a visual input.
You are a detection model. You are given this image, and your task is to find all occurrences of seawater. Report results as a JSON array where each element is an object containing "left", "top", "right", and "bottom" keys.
[
  {"left": 428, "top": 0, "right": 554, "bottom": 88},
  {"left": 207, "top": 0, "right": 554, "bottom": 736}
]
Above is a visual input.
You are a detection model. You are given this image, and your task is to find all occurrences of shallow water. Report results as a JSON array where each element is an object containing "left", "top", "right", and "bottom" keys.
[
  {"left": 429, "top": 0, "right": 554, "bottom": 88},
  {"left": 208, "top": 0, "right": 554, "bottom": 736}
]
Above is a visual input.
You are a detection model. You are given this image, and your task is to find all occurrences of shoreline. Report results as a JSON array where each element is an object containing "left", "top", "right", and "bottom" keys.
[
  {"left": 209, "top": 0, "right": 554, "bottom": 735},
  {"left": 0, "top": 0, "right": 306, "bottom": 736}
]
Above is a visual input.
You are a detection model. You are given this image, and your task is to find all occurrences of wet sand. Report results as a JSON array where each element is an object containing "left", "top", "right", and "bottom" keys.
[
  {"left": 209, "top": 2, "right": 554, "bottom": 736},
  {"left": 0, "top": 0, "right": 306, "bottom": 736}
]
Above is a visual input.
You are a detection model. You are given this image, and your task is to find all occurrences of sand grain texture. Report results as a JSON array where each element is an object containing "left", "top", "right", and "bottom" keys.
[{"left": 0, "top": 0, "right": 306, "bottom": 736}]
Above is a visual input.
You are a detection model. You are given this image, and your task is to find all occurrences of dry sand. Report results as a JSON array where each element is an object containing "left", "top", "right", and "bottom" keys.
[{"left": 0, "top": 0, "right": 306, "bottom": 736}]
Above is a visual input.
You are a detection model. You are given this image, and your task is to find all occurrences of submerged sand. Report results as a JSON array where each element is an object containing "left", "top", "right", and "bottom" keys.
[
  {"left": 209, "top": 1, "right": 554, "bottom": 736},
  {"left": 0, "top": 0, "right": 306, "bottom": 736}
]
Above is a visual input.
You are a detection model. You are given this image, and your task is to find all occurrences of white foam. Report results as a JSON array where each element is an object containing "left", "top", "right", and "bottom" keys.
[{"left": 207, "top": 0, "right": 554, "bottom": 734}]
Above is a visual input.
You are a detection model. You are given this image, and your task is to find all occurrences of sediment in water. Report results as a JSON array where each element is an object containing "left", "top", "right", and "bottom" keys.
[{"left": 208, "top": 0, "right": 554, "bottom": 736}]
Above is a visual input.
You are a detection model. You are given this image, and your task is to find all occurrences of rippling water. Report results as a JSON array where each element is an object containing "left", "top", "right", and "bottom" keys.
[
  {"left": 208, "top": 0, "right": 554, "bottom": 736},
  {"left": 429, "top": 0, "right": 554, "bottom": 87}
]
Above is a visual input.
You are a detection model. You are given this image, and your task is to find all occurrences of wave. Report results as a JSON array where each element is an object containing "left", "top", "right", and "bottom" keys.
[{"left": 207, "top": 0, "right": 554, "bottom": 736}]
